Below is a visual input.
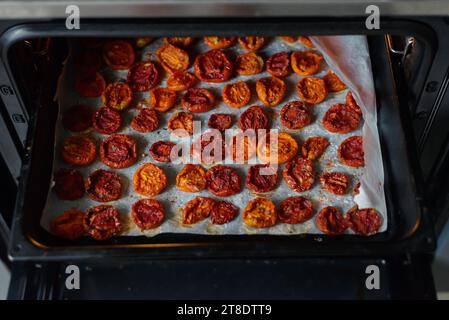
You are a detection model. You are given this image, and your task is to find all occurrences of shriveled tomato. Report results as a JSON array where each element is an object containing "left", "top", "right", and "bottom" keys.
[
  {"left": 194, "top": 49, "right": 233, "bottom": 83},
  {"left": 102, "top": 40, "right": 135, "bottom": 70}
]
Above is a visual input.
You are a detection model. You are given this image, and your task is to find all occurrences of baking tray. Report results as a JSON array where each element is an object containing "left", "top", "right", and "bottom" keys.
[{"left": 2, "top": 20, "right": 436, "bottom": 260}]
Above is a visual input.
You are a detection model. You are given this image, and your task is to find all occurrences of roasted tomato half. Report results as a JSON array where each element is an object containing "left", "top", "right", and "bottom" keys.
[
  {"left": 206, "top": 165, "right": 241, "bottom": 197},
  {"left": 282, "top": 157, "right": 315, "bottom": 192},
  {"left": 203, "top": 36, "right": 236, "bottom": 49},
  {"left": 238, "top": 36, "right": 265, "bottom": 52},
  {"left": 211, "top": 201, "right": 239, "bottom": 225},
  {"left": 235, "top": 52, "right": 264, "bottom": 76},
  {"left": 168, "top": 112, "right": 194, "bottom": 137},
  {"left": 346, "top": 206, "right": 382, "bottom": 236},
  {"left": 62, "top": 105, "right": 93, "bottom": 133},
  {"left": 133, "top": 163, "right": 167, "bottom": 196},
  {"left": 150, "top": 88, "right": 177, "bottom": 113},
  {"left": 338, "top": 136, "right": 364, "bottom": 167},
  {"left": 222, "top": 81, "right": 251, "bottom": 108},
  {"left": 320, "top": 172, "right": 350, "bottom": 195},
  {"left": 237, "top": 105, "right": 269, "bottom": 132},
  {"left": 256, "top": 76, "right": 287, "bottom": 107},
  {"left": 291, "top": 51, "right": 322, "bottom": 76},
  {"left": 242, "top": 197, "right": 277, "bottom": 228},
  {"left": 92, "top": 107, "right": 121, "bottom": 135},
  {"left": 102, "top": 82, "right": 133, "bottom": 111},
  {"left": 149, "top": 141, "right": 176, "bottom": 163},
  {"left": 316, "top": 206, "right": 348, "bottom": 235},
  {"left": 181, "top": 196, "right": 216, "bottom": 225},
  {"left": 167, "top": 71, "right": 197, "bottom": 91},
  {"left": 194, "top": 49, "right": 233, "bottom": 83},
  {"left": 102, "top": 40, "right": 135, "bottom": 70},
  {"left": 74, "top": 72, "right": 106, "bottom": 97},
  {"left": 127, "top": 61, "right": 159, "bottom": 91},
  {"left": 176, "top": 164, "right": 207, "bottom": 193},
  {"left": 61, "top": 135, "right": 96, "bottom": 166},
  {"left": 99, "top": 134, "right": 137, "bottom": 169},
  {"left": 280, "top": 101, "right": 312, "bottom": 129},
  {"left": 85, "top": 169, "right": 123, "bottom": 202},
  {"left": 182, "top": 88, "right": 215, "bottom": 113},
  {"left": 266, "top": 51, "right": 291, "bottom": 77},
  {"left": 323, "top": 71, "right": 347, "bottom": 92},
  {"left": 51, "top": 210, "right": 86, "bottom": 240},
  {"left": 296, "top": 77, "right": 328, "bottom": 105},
  {"left": 208, "top": 113, "right": 233, "bottom": 131},
  {"left": 257, "top": 132, "right": 298, "bottom": 164},
  {"left": 84, "top": 205, "right": 122, "bottom": 240},
  {"left": 246, "top": 164, "right": 278, "bottom": 193},
  {"left": 157, "top": 44, "right": 190, "bottom": 74},
  {"left": 53, "top": 168, "right": 85, "bottom": 200},
  {"left": 279, "top": 196, "right": 314, "bottom": 224},
  {"left": 301, "top": 136, "right": 329, "bottom": 160}
]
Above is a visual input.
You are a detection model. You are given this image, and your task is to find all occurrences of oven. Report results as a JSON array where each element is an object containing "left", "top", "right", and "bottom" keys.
[{"left": 1, "top": 1, "right": 448, "bottom": 299}]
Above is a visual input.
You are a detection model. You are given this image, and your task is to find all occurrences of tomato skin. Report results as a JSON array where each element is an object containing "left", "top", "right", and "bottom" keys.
[{"left": 102, "top": 40, "right": 135, "bottom": 70}]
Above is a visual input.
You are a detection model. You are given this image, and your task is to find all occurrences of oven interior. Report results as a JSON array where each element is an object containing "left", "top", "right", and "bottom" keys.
[{"left": 1, "top": 20, "right": 438, "bottom": 260}]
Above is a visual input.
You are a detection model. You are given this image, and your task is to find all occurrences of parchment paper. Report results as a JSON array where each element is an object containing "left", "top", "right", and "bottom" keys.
[{"left": 41, "top": 35, "right": 387, "bottom": 236}]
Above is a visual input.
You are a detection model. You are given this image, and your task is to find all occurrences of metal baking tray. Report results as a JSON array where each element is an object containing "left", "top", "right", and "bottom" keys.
[{"left": 2, "top": 19, "right": 435, "bottom": 260}]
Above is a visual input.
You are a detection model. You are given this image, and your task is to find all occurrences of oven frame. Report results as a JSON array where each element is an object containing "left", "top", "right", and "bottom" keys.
[{"left": 0, "top": 18, "right": 437, "bottom": 260}]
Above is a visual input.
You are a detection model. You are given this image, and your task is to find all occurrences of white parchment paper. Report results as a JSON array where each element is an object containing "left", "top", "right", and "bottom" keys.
[{"left": 41, "top": 35, "right": 386, "bottom": 236}]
